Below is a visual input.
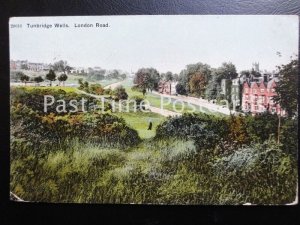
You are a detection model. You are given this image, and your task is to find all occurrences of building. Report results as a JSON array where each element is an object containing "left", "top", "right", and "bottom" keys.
[
  {"left": 221, "top": 79, "right": 232, "bottom": 102},
  {"left": 28, "top": 62, "right": 50, "bottom": 71},
  {"left": 10, "top": 60, "right": 28, "bottom": 70},
  {"left": 158, "top": 81, "right": 178, "bottom": 95},
  {"left": 10, "top": 60, "right": 49, "bottom": 71},
  {"left": 231, "top": 78, "right": 242, "bottom": 111},
  {"left": 242, "top": 78, "right": 285, "bottom": 116}
]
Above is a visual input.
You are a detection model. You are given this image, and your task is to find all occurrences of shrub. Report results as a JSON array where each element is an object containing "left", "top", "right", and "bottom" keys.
[
  {"left": 213, "top": 140, "right": 297, "bottom": 204},
  {"left": 113, "top": 85, "right": 128, "bottom": 101},
  {"left": 155, "top": 113, "right": 228, "bottom": 149}
]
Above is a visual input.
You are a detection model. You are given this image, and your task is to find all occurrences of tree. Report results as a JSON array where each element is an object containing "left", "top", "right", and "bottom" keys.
[
  {"left": 57, "top": 74, "right": 68, "bottom": 86},
  {"left": 205, "top": 62, "right": 237, "bottom": 100},
  {"left": 89, "top": 84, "right": 104, "bottom": 95},
  {"left": 46, "top": 69, "right": 56, "bottom": 86},
  {"left": 52, "top": 60, "right": 72, "bottom": 74},
  {"left": 165, "top": 71, "right": 173, "bottom": 81},
  {"left": 250, "top": 69, "right": 261, "bottom": 77},
  {"left": 178, "top": 62, "right": 212, "bottom": 96},
  {"left": 20, "top": 74, "right": 30, "bottom": 86},
  {"left": 106, "top": 70, "right": 120, "bottom": 80},
  {"left": 173, "top": 73, "right": 179, "bottom": 81},
  {"left": 34, "top": 76, "right": 44, "bottom": 86},
  {"left": 175, "top": 83, "right": 187, "bottom": 95},
  {"left": 113, "top": 85, "right": 128, "bottom": 100},
  {"left": 189, "top": 72, "right": 207, "bottom": 97},
  {"left": 78, "top": 78, "right": 85, "bottom": 90},
  {"left": 273, "top": 58, "right": 298, "bottom": 117},
  {"left": 240, "top": 70, "right": 251, "bottom": 78},
  {"left": 15, "top": 72, "right": 25, "bottom": 82},
  {"left": 134, "top": 68, "right": 160, "bottom": 92}
]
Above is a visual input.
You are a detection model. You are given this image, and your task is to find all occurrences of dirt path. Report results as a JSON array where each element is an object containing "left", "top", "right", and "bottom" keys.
[
  {"left": 147, "top": 106, "right": 181, "bottom": 117},
  {"left": 104, "top": 80, "right": 125, "bottom": 89}
]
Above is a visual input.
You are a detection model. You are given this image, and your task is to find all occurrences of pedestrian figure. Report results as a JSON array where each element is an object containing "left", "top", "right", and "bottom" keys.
[
  {"left": 142, "top": 88, "right": 146, "bottom": 96},
  {"left": 147, "top": 119, "right": 153, "bottom": 130}
]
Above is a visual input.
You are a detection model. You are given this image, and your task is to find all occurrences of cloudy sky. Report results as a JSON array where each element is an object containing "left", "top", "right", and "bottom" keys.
[{"left": 10, "top": 15, "right": 298, "bottom": 73}]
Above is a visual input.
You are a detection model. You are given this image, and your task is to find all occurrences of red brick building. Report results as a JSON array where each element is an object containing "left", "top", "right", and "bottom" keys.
[
  {"left": 242, "top": 78, "right": 285, "bottom": 116},
  {"left": 158, "top": 81, "right": 177, "bottom": 95}
]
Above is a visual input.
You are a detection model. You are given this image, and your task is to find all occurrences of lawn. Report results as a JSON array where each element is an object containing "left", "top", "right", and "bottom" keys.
[
  {"left": 122, "top": 78, "right": 223, "bottom": 116},
  {"left": 113, "top": 111, "right": 165, "bottom": 139}
]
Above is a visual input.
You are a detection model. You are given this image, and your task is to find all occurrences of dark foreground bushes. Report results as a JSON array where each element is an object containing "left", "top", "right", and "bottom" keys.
[
  {"left": 10, "top": 137, "right": 297, "bottom": 204},
  {"left": 156, "top": 113, "right": 297, "bottom": 155},
  {"left": 11, "top": 87, "right": 140, "bottom": 148}
]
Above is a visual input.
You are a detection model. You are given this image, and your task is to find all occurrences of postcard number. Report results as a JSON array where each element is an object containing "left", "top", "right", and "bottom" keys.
[{"left": 10, "top": 24, "right": 22, "bottom": 28}]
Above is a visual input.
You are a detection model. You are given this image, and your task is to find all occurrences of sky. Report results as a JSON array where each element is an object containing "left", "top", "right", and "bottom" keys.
[{"left": 9, "top": 15, "right": 298, "bottom": 74}]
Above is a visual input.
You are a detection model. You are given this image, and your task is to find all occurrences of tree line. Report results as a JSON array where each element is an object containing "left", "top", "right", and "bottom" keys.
[{"left": 133, "top": 58, "right": 298, "bottom": 117}]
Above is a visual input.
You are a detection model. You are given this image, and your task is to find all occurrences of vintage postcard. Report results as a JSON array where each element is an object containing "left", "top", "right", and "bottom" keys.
[{"left": 9, "top": 15, "right": 298, "bottom": 204}]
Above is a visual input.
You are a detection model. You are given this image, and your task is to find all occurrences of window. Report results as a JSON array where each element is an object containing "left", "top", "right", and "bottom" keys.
[
  {"left": 261, "top": 89, "right": 264, "bottom": 92},
  {"left": 255, "top": 106, "right": 258, "bottom": 110},
  {"left": 253, "top": 89, "right": 257, "bottom": 94}
]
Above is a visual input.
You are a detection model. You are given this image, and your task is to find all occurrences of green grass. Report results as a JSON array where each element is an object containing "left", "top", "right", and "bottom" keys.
[
  {"left": 113, "top": 111, "right": 165, "bottom": 139},
  {"left": 123, "top": 79, "right": 223, "bottom": 116},
  {"left": 23, "top": 86, "right": 77, "bottom": 93},
  {"left": 10, "top": 136, "right": 296, "bottom": 204}
]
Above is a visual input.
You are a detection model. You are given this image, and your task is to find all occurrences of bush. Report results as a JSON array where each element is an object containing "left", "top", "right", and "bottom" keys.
[
  {"left": 10, "top": 87, "right": 105, "bottom": 115},
  {"left": 89, "top": 84, "right": 104, "bottom": 95},
  {"left": 213, "top": 140, "right": 297, "bottom": 204},
  {"left": 155, "top": 113, "right": 228, "bottom": 149},
  {"left": 113, "top": 85, "right": 128, "bottom": 101}
]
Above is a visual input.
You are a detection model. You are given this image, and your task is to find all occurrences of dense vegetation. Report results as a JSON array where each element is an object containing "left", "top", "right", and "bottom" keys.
[{"left": 10, "top": 87, "right": 297, "bottom": 204}]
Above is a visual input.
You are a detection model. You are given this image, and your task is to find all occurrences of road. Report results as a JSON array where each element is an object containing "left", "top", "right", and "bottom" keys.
[{"left": 151, "top": 91, "right": 233, "bottom": 115}]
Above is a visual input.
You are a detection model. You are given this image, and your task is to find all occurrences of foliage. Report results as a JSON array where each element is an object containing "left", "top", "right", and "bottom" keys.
[
  {"left": 20, "top": 73, "right": 30, "bottom": 84},
  {"left": 10, "top": 135, "right": 297, "bottom": 204},
  {"left": 51, "top": 60, "right": 72, "bottom": 74},
  {"left": 89, "top": 84, "right": 104, "bottom": 95},
  {"left": 57, "top": 74, "right": 68, "bottom": 86},
  {"left": 273, "top": 58, "right": 298, "bottom": 117},
  {"left": 87, "top": 69, "right": 106, "bottom": 81},
  {"left": 33, "top": 76, "right": 44, "bottom": 84},
  {"left": 189, "top": 72, "right": 207, "bottom": 97},
  {"left": 133, "top": 68, "right": 160, "bottom": 91},
  {"left": 113, "top": 85, "right": 128, "bottom": 100},
  {"left": 156, "top": 113, "right": 228, "bottom": 149},
  {"left": 106, "top": 70, "right": 127, "bottom": 80},
  {"left": 46, "top": 69, "right": 56, "bottom": 86},
  {"left": 205, "top": 62, "right": 237, "bottom": 100},
  {"left": 214, "top": 140, "right": 297, "bottom": 204},
  {"left": 175, "top": 83, "right": 187, "bottom": 95}
]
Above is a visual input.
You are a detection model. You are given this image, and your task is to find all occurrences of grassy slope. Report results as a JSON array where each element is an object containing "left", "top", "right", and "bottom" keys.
[{"left": 113, "top": 111, "right": 165, "bottom": 139}]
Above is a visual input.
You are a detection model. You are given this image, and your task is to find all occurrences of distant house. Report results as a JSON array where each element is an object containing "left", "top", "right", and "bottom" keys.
[
  {"left": 242, "top": 78, "right": 285, "bottom": 116},
  {"left": 158, "top": 81, "right": 178, "bottom": 95},
  {"left": 221, "top": 79, "right": 232, "bottom": 101},
  {"left": 10, "top": 60, "right": 49, "bottom": 71},
  {"left": 10, "top": 60, "right": 28, "bottom": 70},
  {"left": 231, "top": 78, "right": 242, "bottom": 111}
]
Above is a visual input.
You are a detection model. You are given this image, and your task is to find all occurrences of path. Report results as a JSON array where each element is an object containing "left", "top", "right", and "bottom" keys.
[
  {"left": 151, "top": 91, "right": 234, "bottom": 115},
  {"left": 104, "top": 80, "right": 125, "bottom": 89}
]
